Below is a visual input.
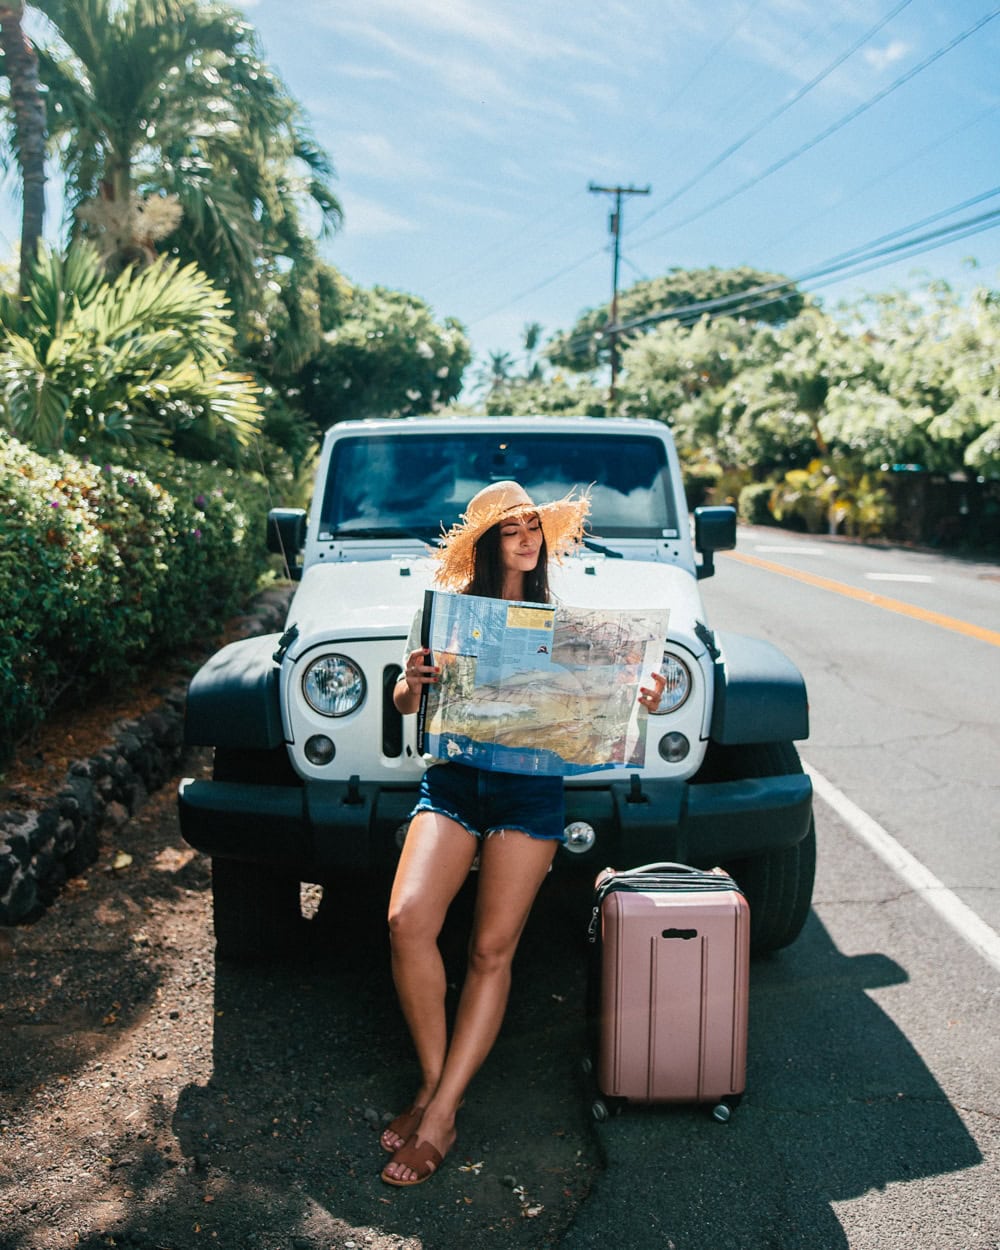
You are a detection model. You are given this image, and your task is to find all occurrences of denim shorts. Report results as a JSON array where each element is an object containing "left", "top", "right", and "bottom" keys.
[{"left": 411, "top": 762, "right": 566, "bottom": 843}]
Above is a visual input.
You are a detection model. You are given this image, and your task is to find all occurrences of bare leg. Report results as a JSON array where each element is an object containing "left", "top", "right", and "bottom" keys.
[
  {"left": 383, "top": 829, "right": 558, "bottom": 1182},
  {"left": 382, "top": 810, "right": 478, "bottom": 1150}
]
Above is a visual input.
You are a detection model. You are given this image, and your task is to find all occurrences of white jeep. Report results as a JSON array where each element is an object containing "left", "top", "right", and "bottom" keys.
[{"left": 179, "top": 416, "right": 814, "bottom": 959}]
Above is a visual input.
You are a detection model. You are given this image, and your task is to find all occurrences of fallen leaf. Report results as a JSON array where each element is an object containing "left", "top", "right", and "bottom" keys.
[{"left": 112, "top": 851, "right": 133, "bottom": 873}]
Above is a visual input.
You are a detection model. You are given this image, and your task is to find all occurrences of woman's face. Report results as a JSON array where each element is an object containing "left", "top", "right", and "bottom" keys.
[{"left": 498, "top": 513, "right": 543, "bottom": 574}]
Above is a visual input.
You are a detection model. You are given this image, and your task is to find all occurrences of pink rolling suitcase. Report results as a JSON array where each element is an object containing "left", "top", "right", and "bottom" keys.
[{"left": 587, "top": 862, "right": 750, "bottom": 1122}]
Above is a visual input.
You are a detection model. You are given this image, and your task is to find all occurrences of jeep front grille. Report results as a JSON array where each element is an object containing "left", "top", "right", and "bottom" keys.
[{"left": 382, "top": 664, "right": 403, "bottom": 757}]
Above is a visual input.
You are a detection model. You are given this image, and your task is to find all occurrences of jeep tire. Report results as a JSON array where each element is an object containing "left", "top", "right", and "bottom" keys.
[
  {"left": 211, "top": 857, "right": 302, "bottom": 962},
  {"left": 705, "top": 740, "right": 816, "bottom": 954},
  {"left": 209, "top": 747, "right": 304, "bottom": 961}
]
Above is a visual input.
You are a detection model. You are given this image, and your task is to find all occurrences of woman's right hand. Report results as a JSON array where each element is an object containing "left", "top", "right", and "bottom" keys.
[{"left": 401, "top": 648, "right": 439, "bottom": 697}]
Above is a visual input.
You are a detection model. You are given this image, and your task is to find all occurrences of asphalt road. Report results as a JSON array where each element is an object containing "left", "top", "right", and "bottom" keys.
[
  {"left": 8, "top": 528, "right": 996, "bottom": 1250},
  {"left": 563, "top": 529, "right": 1000, "bottom": 1249}
]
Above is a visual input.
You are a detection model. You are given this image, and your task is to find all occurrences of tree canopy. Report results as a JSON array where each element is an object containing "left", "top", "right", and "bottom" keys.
[
  {"left": 547, "top": 265, "right": 806, "bottom": 372},
  {"left": 0, "top": 239, "right": 261, "bottom": 457},
  {"left": 292, "top": 270, "right": 472, "bottom": 430},
  {"left": 30, "top": 0, "right": 340, "bottom": 346}
]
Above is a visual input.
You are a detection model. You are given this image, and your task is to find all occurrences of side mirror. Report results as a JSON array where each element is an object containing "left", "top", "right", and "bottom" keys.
[
  {"left": 267, "top": 507, "right": 307, "bottom": 580},
  {"left": 693, "top": 505, "right": 737, "bottom": 580}
]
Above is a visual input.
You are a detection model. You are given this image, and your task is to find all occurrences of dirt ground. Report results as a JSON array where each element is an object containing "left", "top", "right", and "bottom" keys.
[{"left": 0, "top": 742, "right": 602, "bottom": 1250}]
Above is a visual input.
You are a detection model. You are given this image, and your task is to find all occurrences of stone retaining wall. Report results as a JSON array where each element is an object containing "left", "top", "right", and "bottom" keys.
[{"left": 0, "top": 585, "right": 293, "bottom": 926}]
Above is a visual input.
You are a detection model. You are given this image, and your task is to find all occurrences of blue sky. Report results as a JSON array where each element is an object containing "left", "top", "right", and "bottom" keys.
[{"left": 4, "top": 0, "right": 1000, "bottom": 382}]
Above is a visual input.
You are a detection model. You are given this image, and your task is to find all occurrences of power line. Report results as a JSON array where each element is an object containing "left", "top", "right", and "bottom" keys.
[
  {"left": 750, "top": 102, "right": 1000, "bottom": 258},
  {"left": 548, "top": 188, "right": 1000, "bottom": 356},
  {"left": 465, "top": 244, "right": 606, "bottom": 328},
  {"left": 630, "top": 5, "right": 1000, "bottom": 254},
  {"left": 420, "top": 186, "right": 596, "bottom": 303},
  {"left": 462, "top": 8, "right": 998, "bottom": 341},
  {"left": 432, "top": 0, "right": 769, "bottom": 310},
  {"left": 629, "top": 0, "right": 917, "bottom": 236}
]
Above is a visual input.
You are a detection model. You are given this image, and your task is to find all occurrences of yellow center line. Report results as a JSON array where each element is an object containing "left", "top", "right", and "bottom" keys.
[{"left": 722, "top": 550, "right": 1000, "bottom": 648}]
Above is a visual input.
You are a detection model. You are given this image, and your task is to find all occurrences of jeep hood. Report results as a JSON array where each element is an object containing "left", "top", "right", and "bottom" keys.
[{"left": 282, "top": 555, "right": 708, "bottom": 662}]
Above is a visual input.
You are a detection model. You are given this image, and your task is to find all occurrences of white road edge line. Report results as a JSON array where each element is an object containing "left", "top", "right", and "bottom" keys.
[{"left": 804, "top": 762, "right": 1000, "bottom": 975}]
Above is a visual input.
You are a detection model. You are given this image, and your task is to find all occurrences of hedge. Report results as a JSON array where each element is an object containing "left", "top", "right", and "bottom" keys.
[
  {"left": 738, "top": 481, "right": 778, "bottom": 526},
  {"left": 0, "top": 434, "right": 272, "bottom": 764}
]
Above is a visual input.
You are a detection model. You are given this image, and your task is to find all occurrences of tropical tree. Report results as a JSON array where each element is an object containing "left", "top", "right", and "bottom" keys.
[
  {"left": 294, "top": 277, "right": 471, "bottom": 429},
  {"left": 0, "top": 0, "right": 46, "bottom": 290},
  {"left": 475, "top": 349, "right": 514, "bottom": 396},
  {"left": 30, "top": 0, "right": 340, "bottom": 355},
  {"left": 547, "top": 265, "right": 806, "bottom": 372},
  {"left": 483, "top": 373, "right": 606, "bottom": 418},
  {"left": 0, "top": 239, "right": 261, "bottom": 458},
  {"left": 522, "top": 321, "right": 544, "bottom": 381}
]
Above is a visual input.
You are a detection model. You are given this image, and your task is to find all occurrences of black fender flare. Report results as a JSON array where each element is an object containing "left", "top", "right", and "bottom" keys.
[
  {"left": 184, "top": 633, "right": 285, "bottom": 750},
  {"left": 709, "top": 631, "right": 809, "bottom": 745}
]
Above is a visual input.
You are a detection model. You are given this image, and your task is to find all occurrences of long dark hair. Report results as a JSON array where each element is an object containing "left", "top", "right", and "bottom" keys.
[{"left": 465, "top": 521, "right": 550, "bottom": 602}]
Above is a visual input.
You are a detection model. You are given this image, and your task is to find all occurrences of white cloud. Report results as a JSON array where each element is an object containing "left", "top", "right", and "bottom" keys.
[
  {"left": 339, "top": 191, "right": 419, "bottom": 239},
  {"left": 863, "top": 40, "right": 912, "bottom": 73},
  {"left": 336, "top": 64, "right": 400, "bottom": 83},
  {"left": 333, "top": 132, "right": 434, "bottom": 181},
  {"left": 312, "top": 0, "right": 596, "bottom": 63}
]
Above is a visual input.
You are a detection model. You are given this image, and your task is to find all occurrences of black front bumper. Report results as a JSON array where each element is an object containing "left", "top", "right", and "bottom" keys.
[{"left": 178, "top": 771, "right": 813, "bottom": 871}]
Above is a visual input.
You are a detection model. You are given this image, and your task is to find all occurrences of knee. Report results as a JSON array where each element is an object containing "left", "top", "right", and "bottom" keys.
[
  {"left": 387, "top": 897, "right": 439, "bottom": 950},
  {"left": 467, "top": 936, "right": 516, "bottom": 978}
]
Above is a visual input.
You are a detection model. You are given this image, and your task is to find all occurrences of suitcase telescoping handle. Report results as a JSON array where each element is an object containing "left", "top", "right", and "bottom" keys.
[
  {"left": 620, "top": 861, "right": 702, "bottom": 876},
  {"left": 588, "top": 862, "right": 742, "bottom": 943}
]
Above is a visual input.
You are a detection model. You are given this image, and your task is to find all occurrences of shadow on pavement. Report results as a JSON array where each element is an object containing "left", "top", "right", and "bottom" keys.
[
  {"left": 564, "top": 909, "right": 983, "bottom": 1249},
  {"left": 168, "top": 869, "right": 601, "bottom": 1249}
]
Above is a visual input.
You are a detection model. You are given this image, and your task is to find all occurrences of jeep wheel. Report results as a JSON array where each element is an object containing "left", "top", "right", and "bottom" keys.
[
  {"left": 211, "top": 857, "right": 303, "bottom": 962},
  {"left": 706, "top": 741, "right": 816, "bottom": 955},
  {"left": 209, "top": 747, "right": 304, "bottom": 961}
]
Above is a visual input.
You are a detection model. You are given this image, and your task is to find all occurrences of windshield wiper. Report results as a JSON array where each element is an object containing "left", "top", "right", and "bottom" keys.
[
  {"left": 331, "top": 526, "right": 441, "bottom": 544},
  {"left": 582, "top": 538, "right": 624, "bottom": 559}
]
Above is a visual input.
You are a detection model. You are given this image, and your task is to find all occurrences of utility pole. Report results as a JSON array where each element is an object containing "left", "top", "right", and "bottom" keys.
[{"left": 588, "top": 182, "right": 650, "bottom": 400}]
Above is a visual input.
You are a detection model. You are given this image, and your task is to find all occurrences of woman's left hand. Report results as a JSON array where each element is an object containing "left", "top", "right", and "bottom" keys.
[{"left": 638, "top": 671, "right": 666, "bottom": 713}]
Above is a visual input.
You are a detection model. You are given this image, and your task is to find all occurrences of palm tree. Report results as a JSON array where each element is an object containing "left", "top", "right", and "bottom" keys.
[
  {"left": 0, "top": 1, "right": 46, "bottom": 292},
  {"left": 478, "top": 349, "right": 514, "bottom": 394},
  {"left": 522, "top": 321, "right": 544, "bottom": 381},
  {"left": 0, "top": 239, "right": 261, "bottom": 457},
  {"left": 30, "top": 0, "right": 340, "bottom": 351}
]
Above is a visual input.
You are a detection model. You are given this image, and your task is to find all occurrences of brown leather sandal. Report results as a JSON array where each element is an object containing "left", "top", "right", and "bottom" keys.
[
  {"left": 380, "top": 1134, "right": 445, "bottom": 1187},
  {"left": 379, "top": 1106, "right": 425, "bottom": 1154}
]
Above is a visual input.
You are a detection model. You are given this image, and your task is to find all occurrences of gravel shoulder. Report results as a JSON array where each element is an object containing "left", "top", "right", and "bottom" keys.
[{"left": 0, "top": 745, "right": 601, "bottom": 1250}]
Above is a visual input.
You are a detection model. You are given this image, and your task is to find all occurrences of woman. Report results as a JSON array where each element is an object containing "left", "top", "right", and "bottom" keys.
[{"left": 381, "top": 480, "right": 664, "bottom": 1186}]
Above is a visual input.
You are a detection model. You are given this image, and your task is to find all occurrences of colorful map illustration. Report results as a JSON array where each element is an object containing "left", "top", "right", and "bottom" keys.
[{"left": 417, "top": 591, "right": 670, "bottom": 776}]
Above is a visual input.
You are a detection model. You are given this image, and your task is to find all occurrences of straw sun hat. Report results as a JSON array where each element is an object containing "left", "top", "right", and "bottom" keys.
[{"left": 432, "top": 480, "right": 591, "bottom": 591}]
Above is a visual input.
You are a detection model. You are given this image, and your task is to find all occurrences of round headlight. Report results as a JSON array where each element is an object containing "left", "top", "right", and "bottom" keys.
[
  {"left": 302, "top": 654, "right": 366, "bottom": 717},
  {"left": 650, "top": 652, "right": 691, "bottom": 714}
]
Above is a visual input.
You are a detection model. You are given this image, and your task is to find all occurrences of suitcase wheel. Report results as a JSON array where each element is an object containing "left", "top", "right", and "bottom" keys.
[
  {"left": 711, "top": 1094, "right": 742, "bottom": 1122},
  {"left": 580, "top": 1056, "right": 593, "bottom": 1077},
  {"left": 591, "top": 1098, "right": 609, "bottom": 1123}
]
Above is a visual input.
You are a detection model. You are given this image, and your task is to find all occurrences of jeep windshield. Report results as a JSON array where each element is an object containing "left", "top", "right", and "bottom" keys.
[{"left": 318, "top": 432, "right": 679, "bottom": 541}]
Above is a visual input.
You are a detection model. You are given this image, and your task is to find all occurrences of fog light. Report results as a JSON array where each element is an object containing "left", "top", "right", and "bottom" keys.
[
  {"left": 658, "top": 732, "right": 690, "bottom": 763},
  {"left": 564, "top": 821, "right": 596, "bottom": 853},
  {"left": 304, "top": 734, "right": 336, "bottom": 765}
]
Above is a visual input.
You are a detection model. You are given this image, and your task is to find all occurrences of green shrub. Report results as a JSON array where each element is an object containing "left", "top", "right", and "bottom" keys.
[
  {"left": 0, "top": 434, "right": 270, "bottom": 763},
  {"left": 738, "top": 482, "right": 777, "bottom": 525}
]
